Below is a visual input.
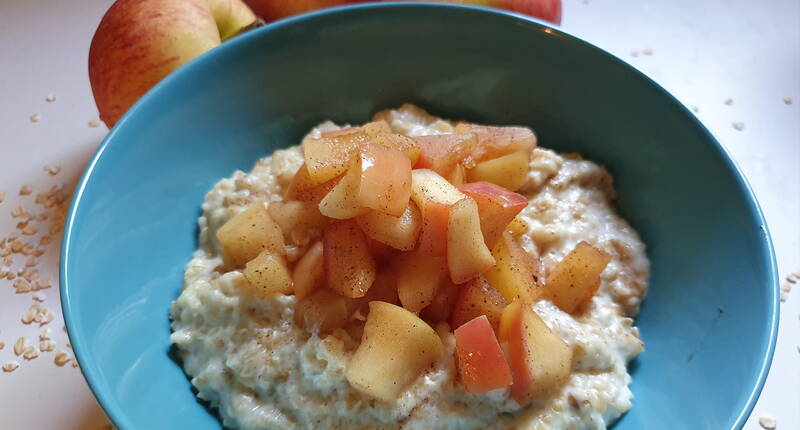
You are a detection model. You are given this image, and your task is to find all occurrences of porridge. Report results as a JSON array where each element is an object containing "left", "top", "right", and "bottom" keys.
[{"left": 170, "top": 104, "right": 649, "bottom": 430}]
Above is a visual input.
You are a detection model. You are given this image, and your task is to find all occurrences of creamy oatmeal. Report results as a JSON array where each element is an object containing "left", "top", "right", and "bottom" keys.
[{"left": 170, "top": 105, "right": 649, "bottom": 430}]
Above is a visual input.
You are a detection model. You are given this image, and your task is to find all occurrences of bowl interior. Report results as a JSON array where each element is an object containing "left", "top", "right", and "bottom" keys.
[{"left": 62, "top": 4, "right": 777, "bottom": 430}]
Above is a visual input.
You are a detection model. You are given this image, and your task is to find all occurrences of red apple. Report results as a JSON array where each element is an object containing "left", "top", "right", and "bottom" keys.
[
  {"left": 459, "top": 181, "right": 528, "bottom": 247},
  {"left": 454, "top": 315, "right": 513, "bottom": 394},
  {"left": 244, "top": 0, "right": 358, "bottom": 22},
  {"left": 89, "top": 0, "right": 257, "bottom": 127}
]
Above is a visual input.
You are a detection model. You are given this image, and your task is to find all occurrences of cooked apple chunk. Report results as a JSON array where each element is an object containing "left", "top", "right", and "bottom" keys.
[
  {"left": 268, "top": 200, "right": 328, "bottom": 245},
  {"left": 450, "top": 276, "right": 507, "bottom": 332},
  {"left": 356, "top": 143, "right": 412, "bottom": 216},
  {"left": 294, "top": 288, "right": 351, "bottom": 334},
  {"left": 286, "top": 164, "right": 342, "bottom": 204},
  {"left": 414, "top": 133, "right": 478, "bottom": 176},
  {"left": 215, "top": 203, "right": 285, "bottom": 269},
  {"left": 345, "top": 301, "right": 443, "bottom": 401},
  {"left": 484, "top": 232, "right": 544, "bottom": 304},
  {"left": 420, "top": 280, "right": 460, "bottom": 323},
  {"left": 318, "top": 159, "right": 364, "bottom": 219},
  {"left": 466, "top": 151, "right": 530, "bottom": 192},
  {"left": 356, "top": 201, "right": 422, "bottom": 251},
  {"left": 544, "top": 241, "right": 612, "bottom": 313},
  {"left": 292, "top": 240, "right": 324, "bottom": 300},
  {"left": 454, "top": 123, "right": 536, "bottom": 162},
  {"left": 394, "top": 249, "right": 448, "bottom": 313},
  {"left": 454, "top": 315, "right": 513, "bottom": 394},
  {"left": 447, "top": 197, "right": 496, "bottom": 284},
  {"left": 242, "top": 251, "right": 293, "bottom": 297},
  {"left": 410, "top": 169, "right": 465, "bottom": 255},
  {"left": 459, "top": 181, "right": 528, "bottom": 247},
  {"left": 323, "top": 220, "right": 376, "bottom": 298},
  {"left": 499, "top": 301, "right": 572, "bottom": 403},
  {"left": 302, "top": 131, "right": 368, "bottom": 184}
]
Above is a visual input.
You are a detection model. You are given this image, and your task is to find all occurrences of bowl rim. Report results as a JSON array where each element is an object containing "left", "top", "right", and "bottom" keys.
[{"left": 60, "top": 2, "right": 779, "bottom": 430}]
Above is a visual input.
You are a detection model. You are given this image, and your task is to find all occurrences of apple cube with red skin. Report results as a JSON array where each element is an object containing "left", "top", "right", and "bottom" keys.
[
  {"left": 451, "top": 276, "right": 507, "bottom": 332},
  {"left": 459, "top": 181, "right": 528, "bottom": 247},
  {"left": 345, "top": 301, "right": 443, "bottom": 401},
  {"left": 356, "top": 201, "right": 422, "bottom": 251},
  {"left": 484, "top": 232, "right": 544, "bottom": 304},
  {"left": 499, "top": 301, "right": 572, "bottom": 403},
  {"left": 413, "top": 133, "right": 478, "bottom": 176},
  {"left": 323, "top": 220, "right": 376, "bottom": 298},
  {"left": 447, "top": 197, "right": 496, "bottom": 284},
  {"left": 355, "top": 143, "right": 412, "bottom": 216},
  {"left": 466, "top": 151, "right": 530, "bottom": 192},
  {"left": 215, "top": 203, "right": 285, "bottom": 269},
  {"left": 394, "top": 249, "right": 448, "bottom": 313},
  {"left": 409, "top": 169, "right": 466, "bottom": 255},
  {"left": 292, "top": 240, "right": 325, "bottom": 300},
  {"left": 454, "top": 315, "right": 513, "bottom": 394},
  {"left": 544, "top": 241, "right": 612, "bottom": 313},
  {"left": 454, "top": 123, "right": 536, "bottom": 163}
]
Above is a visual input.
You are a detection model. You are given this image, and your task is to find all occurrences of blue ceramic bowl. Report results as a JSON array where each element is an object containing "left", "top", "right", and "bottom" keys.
[{"left": 61, "top": 3, "right": 778, "bottom": 430}]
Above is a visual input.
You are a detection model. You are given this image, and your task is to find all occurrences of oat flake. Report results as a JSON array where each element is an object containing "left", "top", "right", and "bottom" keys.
[
  {"left": 54, "top": 351, "right": 70, "bottom": 367},
  {"left": 2, "top": 362, "right": 19, "bottom": 373},
  {"left": 784, "top": 97, "right": 793, "bottom": 105},
  {"left": 19, "top": 185, "right": 32, "bottom": 196},
  {"left": 44, "top": 165, "right": 62, "bottom": 176},
  {"left": 732, "top": 121, "right": 745, "bottom": 131},
  {"left": 724, "top": 98, "right": 733, "bottom": 105},
  {"left": 759, "top": 416, "right": 777, "bottom": 429},
  {"left": 30, "top": 113, "right": 41, "bottom": 123},
  {"left": 46, "top": 94, "right": 56, "bottom": 102},
  {"left": 0, "top": 192, "right": 5, "bottom": 203},
  {"left": 13, "top": 337, "right": 28, "bottom": 356},
  {"left": 88, "top": 118, "right": 102, "bottom": 128}
]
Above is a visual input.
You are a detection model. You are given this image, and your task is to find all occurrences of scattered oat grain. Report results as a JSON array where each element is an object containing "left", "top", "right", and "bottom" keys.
[
  {"left": 724, "top": 98, "right": 733, "bottom": 106},
  {"left": 39, "top": 339, "right": 55, "bottom": 352},
  {"left": 88, "top": 118, "right": 102, "bottom": 128},
  {"left": 0, "top": 342, "right": 4, "bottom": 350},
  {"left": 22, "top": 225, "right": 38, "bottom": 236},
  {"left": 784, "top": 97, "right": 793, "bottom": 105},
  {"left": 758, "top": 416, "right": 777, "bottom": 429},
  {"left": 44, "top": 165, "right": 62, "bottom": 176},
  {"left": 642, "top": 48, "right": 653, "bottom": 55},
  {"left": 7, "top": 272, "right": 16, "bottom": 281},
  {"left": 0, "top": 192, "right": 4, "bottom": 203},
  {"left": 35, "top": 212, "right": 48, "bottom": 222},
  {"left": 19, "top": 185, "right": 32, "bottom": 196},
  {"left": 2, "top": 362, "right": 19, "bottom": 372},
  {"left": 46, "top": 94, "right": 56, "bottom": 102},
  {"left": 25, "top": 256, "right": 38, "bottom": 267},
  {"left": 54, "top": 351, "right": 70, "bottom": 367},
  {"left": 30, "top": 113, "right": 41, "bottom": 123},
  {"left": 13, "top": 279, "right": 31, "bottom": 294},
  {"left": 71, "top": 360, "right": 79, "bottom": 368},
  {"left": 39, "top": 327, "right": 51, "bottom": 340},
  {"left": 39, "top": 235, "right": 52, "bottom": 246},
  {"left": 33, "top": 293, "right": 47, "bottom": 303},
  {"left": 13, "top": 337, "right": 28, "bottom": 356},
  {"left": 732, "top": 121, "right": 745, "bottom": 131},
  {"left": 22, "top": 346, "right": 38, "bottom": 360}
]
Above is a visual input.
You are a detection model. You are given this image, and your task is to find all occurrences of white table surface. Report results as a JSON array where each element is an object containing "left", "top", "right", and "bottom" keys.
[{"left": 0, "top": 0, "right": 797, "bottom": 428}]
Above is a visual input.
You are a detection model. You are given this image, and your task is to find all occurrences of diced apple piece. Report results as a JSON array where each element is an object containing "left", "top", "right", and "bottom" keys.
[
  {"left": 420, "top": 280, "right": 460, "bottom": 323},
  {"left": 544, "top": 241, "right": 612, "bottom": 314},
  {"left": 302, "top": 132, "right": 368, "bottom": 184},
  {"left": 506, "top": 216, "right": 529, "bottom": 237},
  {"left": 451, "top": 276, "right": 507, "bottom": 332},
  {"left": 410, "top": 169, "right": 465, "bottom": 255},
  {"left": 371, "top": 132, "right": 421, "bottom": 165},
  {"left": 268, "top": 200, "right": 329, "bottom": 245},
  {"left": 351, "top": 268, "right": 400, "bottom": 313},
  {"left": 447, "top": 163, "right": 467, "bottom": 187},
  {"left": 216, "top": 203, "right": 285, "bottom": 269},
  {"left": 459, "top": 181, "right": 528, "bottom": 247},
  {"left": 394, "top": 249, "right": 448, "bottom": 313},
  {"left": 356, "top": 143, "right": 412, "bottom": 216},
  {"left": 454, "top": 123, "right": 536, "bottom": 162},
  {"left": 345, "top": 301, "right": 443, "bottom": 401},
  {"left": 454, "top": 315, "right": 513, "bottom": 394},
  {"left": 366, "top": 237, "right": 396, "bottom": 263},
  {"left": 356, "top": 202, "right": 422, "bottom": 251},
  {"left": 286, "top": 164, "right": 342, "bottom": 204},
  {"left": 292, "top": 241, "right": 324, "bottom": 299},
  {"left": 318, "top": 159, "right": 365, "bottom": 219},
  {"left": 241, "top": 251, "right": 293, "bottom": 297},
  {"left": 294, "top": 288, "right": 351, "bottom": 334},
  {"left": 499, "top": 302, "right": 572, "bottom": 403},
  {"left": 323, "top": 220, "right": 376, "bottom": 298},
  {"left": 484, "top": 232, "right": 545, "bottom": 304},
  {"left": 413, "top": 134, "right": 478, "bottom": 176},
  {"left": 447, "top": 197, "right": 496, "bottom": 284},
  {"left": 466, "top": 151, "right": 530, "bottom": 192},
  {"left": 362, "top": 120, "right": 393, "bottom": 135}
]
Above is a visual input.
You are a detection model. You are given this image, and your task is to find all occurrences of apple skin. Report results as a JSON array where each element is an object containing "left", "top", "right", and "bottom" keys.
[
  {"left": 89, "top": 0, "right": 257, "bottom": 127},
  {"left": 244, "top": 0, "right": 360, "bottom": 22},
  {"left": 386, "top": 0, "right": 562, "bottom": 25}
]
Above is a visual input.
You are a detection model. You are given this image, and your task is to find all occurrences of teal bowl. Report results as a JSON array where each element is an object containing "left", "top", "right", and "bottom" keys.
[{"left": 61, "top": 3, "right": 778, "bottom": 429}]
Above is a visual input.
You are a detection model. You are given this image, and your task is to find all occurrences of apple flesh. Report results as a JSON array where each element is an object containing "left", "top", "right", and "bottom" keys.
[
  {"left": 484, "top": 232, "right": 544, "bottom": 304},
  {"left": 454, "top": 123, "right": 536, "bottom": 163},
  {"left": 450, "top": 276, "right": 507, "bottom": 332},
  {"left": 420, "top": 280, "right": 460, "bottom": 323},
  {"left": 286, "top": 164, "right": 342, "bottom": 204},
  {"left": 413, "top": 134, "right": 478, "bottom": 176},
  {"left": 294, "top": 288, "right": 352, "bottom": 334},
  {"left": 215, "top": 203, "right": 285, "bottom": 269},
  {"left": 447, "top": 197, "right": 496, "bottom": 284},
  {"left": 467, "top": 151, "right": 531, "bottom": 192},
  {"left": 410, "top": 169, "right": 466, "bottom": 255},
  {"left": 345, "top": 301, "right": 443, "bottom": 401},
  {"left": 356, "top": 202, "right": 422, "bottom": 251},
  {"left": 268, "top": 200, "right": 328, "bottom": 245},
  {"left": 356, "top": 143, "right": 412, "bottom": 216},
  {"left": 323, "top": 220, "right": 376, "bottom": 298},
  {"left": 242, "top": 251, "right": 293, "bottom": 296},
  {"left": 544, "top": 241, "right": 612, "bottom": 313},
  {"left": 499, "top": 301, "right": 572, "bottom": 403},
  {"left": 292, "top": 240, "right": 325, "bottom": 299},
  {"left": 454, "top": 315, "right": 513, "bottom": 394},
  {"left": 89, "top": 0, "right": 257, "bottom": 127},
  {"left": 394, "top": 250, "right": 448, "bottom": 313},
  {"left": 459, "top": 181, "right": 528, "bottom": 247}
]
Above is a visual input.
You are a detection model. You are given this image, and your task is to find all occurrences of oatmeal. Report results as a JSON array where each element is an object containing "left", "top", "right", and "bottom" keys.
[{"left": 171, "top": 105, "right": 648, "bottom": 430}]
